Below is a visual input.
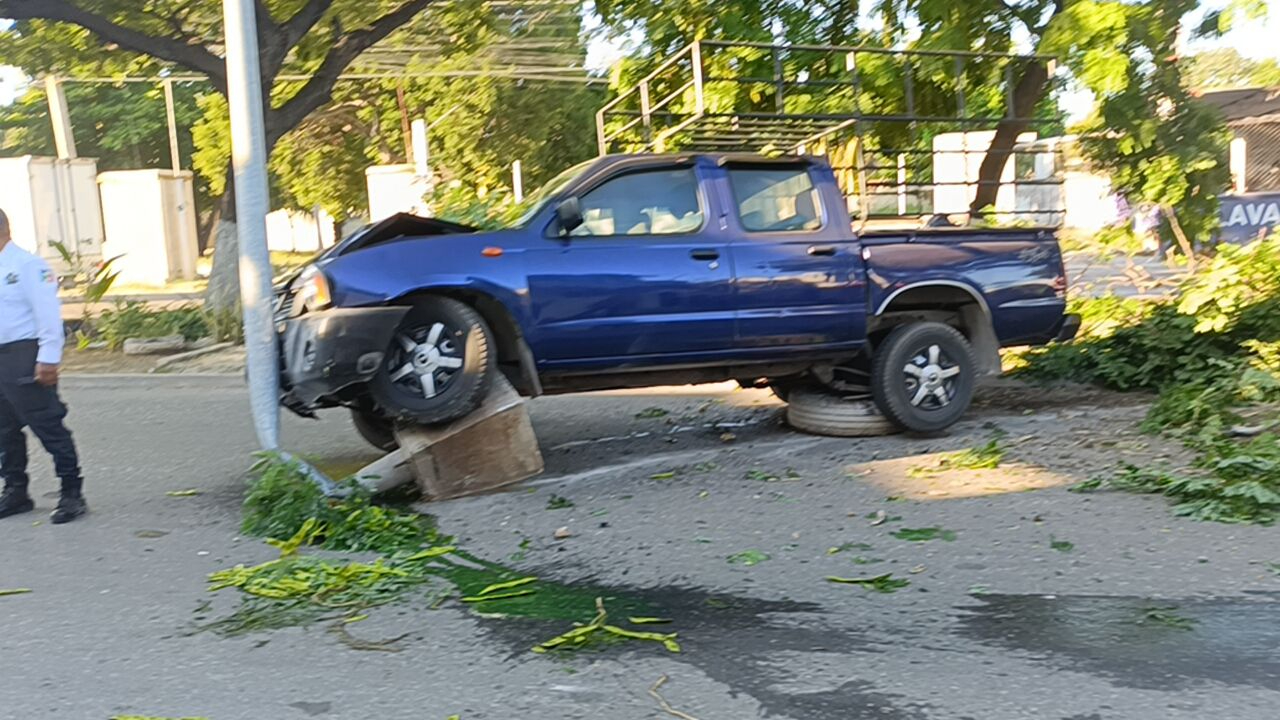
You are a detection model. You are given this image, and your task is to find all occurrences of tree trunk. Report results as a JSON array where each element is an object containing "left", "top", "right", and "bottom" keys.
[
  {"left": 968, "top": 59, "right": 1052, "bottom": 217},
  {"left": 203, "top": 162, "right": 241, "bottom": 311}
]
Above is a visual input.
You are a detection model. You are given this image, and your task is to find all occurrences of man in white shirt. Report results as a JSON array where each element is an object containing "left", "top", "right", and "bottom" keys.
[{"left": 0, "top": 209, "right": 86, "bottom": 524}]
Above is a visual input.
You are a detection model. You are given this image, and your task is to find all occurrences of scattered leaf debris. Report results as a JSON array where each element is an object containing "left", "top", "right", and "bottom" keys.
[
  {"left": 727, "top": 550, "right": 771, "bottom": 566},
  {"left": 826, "top": 573, "right": 911, "bottom": 593},
  {"left": 1050, "top": 537, "right": 1075, "bottom": 553},
  {"left": 546, "top": 494, "right": 575, "bottom": 510},
  {"left": 533, "top": 597, "right": 680, "bottom": 654},
  {"left": 892, "top": 527, "right": 957, "bottom": 542}
]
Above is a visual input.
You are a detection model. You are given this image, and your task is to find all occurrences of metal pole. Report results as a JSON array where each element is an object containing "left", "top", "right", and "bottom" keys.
[
  {"left": 222, "top": 0, "right": 281, "bottom": 453},
  {"left": 512, "top": 160, "right": 524, "bottom": 203},
  {"left": 44, "top": 76, "right": 78, "bottom": 159},
  {"left": 411, "top": 119, "right": 429, "bottom": 177},
  {"left": 163, "top": 79, "right": 181, "bottom": 173}
]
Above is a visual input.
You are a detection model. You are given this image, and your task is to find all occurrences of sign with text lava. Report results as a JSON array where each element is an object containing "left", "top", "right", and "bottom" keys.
[{"left": 1219, "top": 193, "right": 1280, "bottom": 243}]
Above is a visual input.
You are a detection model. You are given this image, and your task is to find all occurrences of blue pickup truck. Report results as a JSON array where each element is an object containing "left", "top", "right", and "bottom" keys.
[{"left": 277, "top": 153, "right": 1077, "bottom": 447}]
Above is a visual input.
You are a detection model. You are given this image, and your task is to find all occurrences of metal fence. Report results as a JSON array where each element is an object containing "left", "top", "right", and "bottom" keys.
[{"left": 596, "top": 40, "right": 1067, "bottom": 226}]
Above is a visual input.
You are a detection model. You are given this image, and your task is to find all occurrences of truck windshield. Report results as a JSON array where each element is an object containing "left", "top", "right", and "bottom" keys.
[{"left": 511, "top": 160, "right": 595, "bottom": 227}]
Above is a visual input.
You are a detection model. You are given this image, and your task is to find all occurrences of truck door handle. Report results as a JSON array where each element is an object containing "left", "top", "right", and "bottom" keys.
[
  {"left": 690, "top": 249, "right": 720, "bottom": 261},
  {"left": 807, "top": 245, "right": 837, "bottom": 256}
]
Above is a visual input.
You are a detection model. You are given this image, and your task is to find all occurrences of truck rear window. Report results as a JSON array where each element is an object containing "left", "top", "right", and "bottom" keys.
[{"left": 728, "top": 167, "right": 823, "bottom": 233}]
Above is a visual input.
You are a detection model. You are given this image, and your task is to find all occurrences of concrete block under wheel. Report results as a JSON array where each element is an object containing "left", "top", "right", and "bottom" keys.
[
  {"left": 785, "top": 388, "right": 899, "bottom": 438},
  {"left": 393, "top": 378, "right": 544, "bottom": 501}
]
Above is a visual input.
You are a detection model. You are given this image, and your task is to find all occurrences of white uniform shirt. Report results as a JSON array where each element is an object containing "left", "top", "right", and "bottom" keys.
[{"left": 0, "top": 242, "right": 64, "bottom": 364}]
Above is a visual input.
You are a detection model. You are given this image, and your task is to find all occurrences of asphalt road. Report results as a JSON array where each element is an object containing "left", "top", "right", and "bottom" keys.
[{"left": 1, "top": 375, "right": 1277, "bottom": 720}]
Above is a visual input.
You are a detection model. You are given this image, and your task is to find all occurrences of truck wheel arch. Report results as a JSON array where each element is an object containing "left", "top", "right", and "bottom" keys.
[
  {"left": 393, "top": 289, "right": 542, "bottom": 396},
  {"left": 869, "top": 281, "right": 1000, "bottom": 375}
]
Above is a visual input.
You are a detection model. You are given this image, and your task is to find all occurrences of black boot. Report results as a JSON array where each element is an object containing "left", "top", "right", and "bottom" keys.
[
  {"left": 0, "top": 486, "right": 34, "bottom": 519},
  {"left": 50, "top": 493, "right": 87, "bottom": 524}
]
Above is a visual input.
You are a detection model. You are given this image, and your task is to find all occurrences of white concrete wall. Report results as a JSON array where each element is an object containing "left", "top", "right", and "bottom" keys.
[
  {"left": 0, "top": 156, "right": 104, "bottom": 272},
  {"left": 266, "top": 208, "right": 338, "bottom": 254},
  {"left": 366, "top": 164, "right": 432, "bottom": 221},
  {"left": 98, "top": 170, "right": 199, "bottom": 286}
]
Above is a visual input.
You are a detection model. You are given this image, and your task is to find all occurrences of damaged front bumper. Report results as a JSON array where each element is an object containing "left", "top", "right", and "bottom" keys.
[{"left": 278, "top": 306, "right": 410, "bottom": 409}]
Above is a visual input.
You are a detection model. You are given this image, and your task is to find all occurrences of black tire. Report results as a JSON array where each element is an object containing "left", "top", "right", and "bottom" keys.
[
  {"left": 786, "top": 388, "right": 898, "bottom": 437},
  {"left": 871, "top": 322, "right": 975, "bottom": 433},
  {"left": 351, "top": 409, "right": 398, "bottom": 452},
  {"left": 368, "top": 297, "right": 495, "bottom": 425}
]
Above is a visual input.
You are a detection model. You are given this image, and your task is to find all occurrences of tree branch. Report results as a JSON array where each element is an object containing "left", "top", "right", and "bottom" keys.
[
  {"left": 997, "top": 0, "right": 1043, "bottom": 32},
  {"left": 0, "top": 0, "right": 226, "bottom": 90},
  {"left": 282, "top": 0, "right": 336, "bottom": 50},
  {"left": 268, "top": 0, "right": 432, "bottom": 145},
  {"left": 260, "top": 0, "right": 336, "bottom": 80}
]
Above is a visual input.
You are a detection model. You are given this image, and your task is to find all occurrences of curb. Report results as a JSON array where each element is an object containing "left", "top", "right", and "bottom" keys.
[{"left": 61, "top": 373, "right": 244, "bottom": 389}]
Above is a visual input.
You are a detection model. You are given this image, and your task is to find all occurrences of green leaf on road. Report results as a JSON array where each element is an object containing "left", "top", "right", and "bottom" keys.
[
  {"left": 827, "top": 542, "right": 874, "bottom": 555},
  {"left": 166, "top": 489, "right": 202, "bottom": 497},
  {"left": 651, "top": 471, "right": 677, "bottom": 480},
  {"left": 478, "top": 576, "right": 538, "bottom": 596},
  {"left": 636, "top": 407, "right": 669, "bottom": 419},
  {"left": 826, "top": 573, "right": 911, "bottom": 593},
  {"left": 1050, "top": 537, "right": 1075, "bottom": 553},
  {"left": 461, "top": 589, "right": 537, "bottom": 603},
  {"left": 892, "top": 527, "right": 957, "bottom": 542},
  {"left": 727, "top": 550, "right": 771, "bottom": 566},
  {"left": 1140, "top": 606, "right": 1196, "bottom": 630},
  {"left": 0, "top": 588, "right": 32, "bottom": 597},
  {"left": 628, "top": 616, "right": 672, "bottom": 624}
]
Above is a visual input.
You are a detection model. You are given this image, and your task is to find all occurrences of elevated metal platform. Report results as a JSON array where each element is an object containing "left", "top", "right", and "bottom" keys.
[{"left": 596, "top": 40, "right": 1069, "bottom": 225}]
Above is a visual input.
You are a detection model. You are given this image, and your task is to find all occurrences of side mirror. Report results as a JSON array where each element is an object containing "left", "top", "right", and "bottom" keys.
[{"left": 555, "top": 197, "right": 583, "bottom": 235}]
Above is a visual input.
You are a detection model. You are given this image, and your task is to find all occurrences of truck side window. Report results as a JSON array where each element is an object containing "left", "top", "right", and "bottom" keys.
[
  {"left": 572, "top": 168, "right": 704, "bottom": 237},
  {"left": 728, "top": 167, "right": 823, "bottom": 233}
]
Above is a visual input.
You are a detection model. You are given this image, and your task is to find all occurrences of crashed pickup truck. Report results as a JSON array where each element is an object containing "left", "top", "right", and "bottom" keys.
[{"left": 276, "top": 153, "right": 1078, "bottom": 448}]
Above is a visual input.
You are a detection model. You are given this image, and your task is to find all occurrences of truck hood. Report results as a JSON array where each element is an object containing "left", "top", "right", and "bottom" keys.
[{"left": 319, "top": 213, "right": 477, "bottom": 260}]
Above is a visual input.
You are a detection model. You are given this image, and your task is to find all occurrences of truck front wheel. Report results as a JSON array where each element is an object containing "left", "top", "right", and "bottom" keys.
[
  {"left": 871, "top": 322, "right": 975, "bottom": 433},
  {"left": 368, "top": 297, "right": 495, "bottom": 425}
]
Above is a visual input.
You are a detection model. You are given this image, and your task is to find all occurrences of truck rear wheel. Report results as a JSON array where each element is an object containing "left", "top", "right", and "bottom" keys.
[
  {"left": 368, "top": 297, "right": 495, "bottom": 425},
  {"left": 871, "top": 322, "right": 975, "bottom": 433}
]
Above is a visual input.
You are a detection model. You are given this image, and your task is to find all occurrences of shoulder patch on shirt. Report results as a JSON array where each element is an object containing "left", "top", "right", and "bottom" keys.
[
  {"left": 39, "top": 268, "right": 55, "bottom": 284},
  {"left": 4, "top": 273, "right": 17, "bottom": 285}
]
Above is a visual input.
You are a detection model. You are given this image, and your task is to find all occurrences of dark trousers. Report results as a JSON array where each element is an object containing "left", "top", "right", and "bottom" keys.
[{"left": 0, "top": 340, "right": 81, "bottom": 496}]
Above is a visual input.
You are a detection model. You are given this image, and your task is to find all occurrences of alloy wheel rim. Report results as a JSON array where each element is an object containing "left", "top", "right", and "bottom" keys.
[
  {"left": 902, "top": 343, "right": 961, "bottom": 409},
  {"left": 387, "top": 322, "right": 464, "bottom": 399}
]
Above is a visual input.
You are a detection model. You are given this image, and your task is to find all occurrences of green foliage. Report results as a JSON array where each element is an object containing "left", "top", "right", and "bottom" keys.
[
  {"left": 1073, "top": 460, "right": 1280, "bottom": 525},
  {"left": 1064, "top": 1, "right": 1232, "bottom": 248},
  {"left": 910, "top": 437, "right": 1006, "bottom": 477},
  {"left": 1182, "top": 48, "right": 1280, "bottom": 91},
  {"left": 532, "top": 597, "right": 681, "bottom": 654},
  {"left": 91, "top": 302, "right": 206, "bottom": 349},
  {"left": 241, "top": 454, "right": 437, "bottom": 555},
  {"left": 1023, "top": 239, "right": 1280, "bottom": 525}
]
